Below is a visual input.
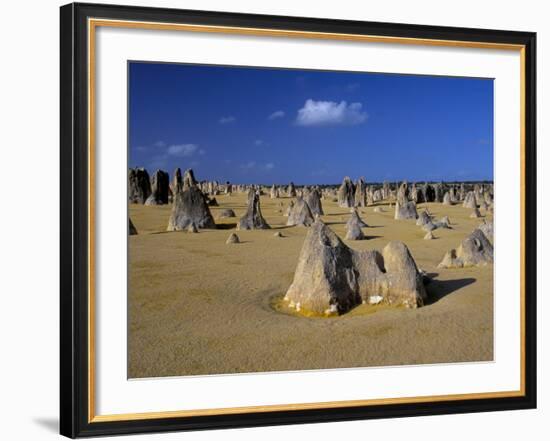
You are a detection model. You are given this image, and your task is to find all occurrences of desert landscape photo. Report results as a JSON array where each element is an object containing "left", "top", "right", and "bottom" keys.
[{"left": 128, "top": 62, "right": 494, "bottom": 378}]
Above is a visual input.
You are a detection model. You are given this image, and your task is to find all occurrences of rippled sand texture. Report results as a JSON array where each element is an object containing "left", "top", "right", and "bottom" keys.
[{"left": 128, "top": 194, "right": 493, "bottom": 378}]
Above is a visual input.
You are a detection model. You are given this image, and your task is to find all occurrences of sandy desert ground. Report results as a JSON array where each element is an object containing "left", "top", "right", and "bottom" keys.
[{"left": 128, "top": 194, "right": 493, "bottom": 378}]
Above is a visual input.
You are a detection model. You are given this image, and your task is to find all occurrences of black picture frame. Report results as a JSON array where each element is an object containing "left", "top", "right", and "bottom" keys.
[{"left": 60, "top": 2, "right": 537, "bottom": 438}]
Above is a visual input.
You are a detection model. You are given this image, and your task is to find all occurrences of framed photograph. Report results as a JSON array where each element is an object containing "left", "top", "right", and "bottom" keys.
[{"left": 60, "top": 2, "right": 536, "bottom": 438}]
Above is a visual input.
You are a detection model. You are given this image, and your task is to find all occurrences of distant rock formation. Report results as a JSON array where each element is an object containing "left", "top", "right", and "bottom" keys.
[
  {"left": 270, "top": 184, "right": 279, "bottom": 199},
  {"left": 287, "top": 197, "right": 314, "bottom": 227},
  {"left": 463, "top": 191, "right": 477, "bottom": 209},
  {"left": 442, "top": 191, "right": 452, "bottom": 205},
  {"left": 287, "top": 182, "right": 296, "bottom": 197},
  {"left": 284, "top": 221, "right": 427, "bottom": 315},
  {"left": 144, "top": 169, "right": 169, "bottom": 205},
  {"left": 166, "top": 169, "right": 216, "bottom": 231},
  {"left": 238, "top": 189, "right": 270, "bottom": 230},
  {"left": 438, "top": 229, "right": 493, "bottom": 268},
  {"left": 129, "top": 218, "right": 138, "bottom": 235},
  {"left": 337, "top": 176, "right": 355, "bottom": 208},
  {"left": 305, "top": 188, "right": 324, "bottom": 216},
  {"left": 354, "top": 178, "right": 367, "bottom": 207},
  {"left": 128, "top": 168, "right": 151, "bottom": 204},
  {"left": 395, "top": 200, "right": 418, "bottom": 220}
]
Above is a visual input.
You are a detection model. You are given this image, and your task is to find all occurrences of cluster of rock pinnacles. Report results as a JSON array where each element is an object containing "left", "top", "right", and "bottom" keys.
[{"left": 128, "top": 168, "right": 494, "bottom": 316}]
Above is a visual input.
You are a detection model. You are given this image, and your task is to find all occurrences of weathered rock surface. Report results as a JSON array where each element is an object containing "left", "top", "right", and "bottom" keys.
[
  {"left": 238, "top": 189, "right": 270, "bottom": 230},
  {"left": 305, "top": 188, "right": 324, "bottom": 216},
  {"left": 345, "top": 221, "right": 365, "bottom": 240},
  {"left": 287, "top": 197, "right": 314, "bottom": 227},
  {"left": 166, "top": 169, "right": 216, "bottom": 231},
  {"left": 287, "top": 182, "right": 297, "bottom": 197},
  {"left": 284, "top": 222, "right": 427, "bottom": 315},
  {"left": 395, "top": 200, "right": 418, "bottom": 220},
  {"left": 354, "top": 178, "right": 366, "bottom": 207},
  {"left": 346, "top": 210, "right": 368, "bottom": 229},
  {"left": 478, "top": 220, "right": 494, "bottom": 242},
  {"left": 128, "top": 168, "right": 151, "bottom": 204},
  {"left": 145, "top": 169, "right": 169, "bottom": 205},
  {"left": 337, "top": 176, "right": 355, "bottom": 208},
  {"left": 438, "top": 229, "right": 493, "bottom": 268},
  {"left": 129, "top": 218, "right": 138, "bottom": 235},
  {"left": 226, "top": 233, "right": 240, "bottom": 244},
  {"left": 463, "top": 191, "right": 477, "bottom": 209}
]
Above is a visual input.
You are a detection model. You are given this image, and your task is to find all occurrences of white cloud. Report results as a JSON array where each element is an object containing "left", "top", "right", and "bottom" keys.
[
  {"left": 296, "top": 99, "right": 368, "bottom": 126},
  {"left": 264, "top": 162, "right": 275, "bottom": 170},
  {"left": 254, "top": 139, "right": 264, "bottom": 146},
  {"left": 268, "top": 110, "right": 285, "bottom": 120},
  {"left": 240, "top": 161, "right": 256, "bottom": 170},
  {"left": 219, "top": 116, "right": 236, "bottom": 124},
  {"left": 167, "top": 144, "right": 199, "bottom": 157}
]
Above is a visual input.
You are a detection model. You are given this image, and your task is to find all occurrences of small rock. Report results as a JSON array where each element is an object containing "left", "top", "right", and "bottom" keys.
[{"left": 226, "top": 233, "right": 240, "bottom": 244}]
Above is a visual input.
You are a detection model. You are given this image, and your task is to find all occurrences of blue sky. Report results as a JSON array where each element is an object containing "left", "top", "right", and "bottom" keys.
[{"left": 129, "top": 62, "right": 493, "bottom": 185}]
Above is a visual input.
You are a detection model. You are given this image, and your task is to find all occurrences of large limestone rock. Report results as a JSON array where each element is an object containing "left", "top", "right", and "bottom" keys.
[
  {"left": 478, "top": 220, "right": 494, "bottom": 242},
  {"left": 171, "top": 168, "right": 183, "bottom": 194},
  {"left": 463, "top": 191, "right": 477, "bottom": 209},
  {"left": 438, "top": 229, "right": 493, "bottom": 268},
  {"left": 442, "top": 191, "right": 452, "bottom": 205},
  {"left": 145, "top": 169, "right": 169, "bottom": 205},
  {"left": 287, "top": 197, "right": 314, "bottom": 227},
  {"left": 416, "top": 210, "right": 432, "bottom": 227},
  {"left": 238, "top": 189, "right": 270, "bottom": 230},
  {"left": 270, "top": 184, "right": 279, "bottom": 199},
  {"left": 305, "top": 188, "right": 324, "bottom": 216},
  {"left": 166, "top": 169, "right": 216, "bottom": 231},
  {"left": 347, "top": 210, "right": 368, "bottom": 229},
  {"left": 337, "top": 176, "right": 355, "bottom": 208},
  {"left": 128, "top": 168, "right": 151, "bottom": 204},
  {"left": 396, "top": 181, "right": 409, "bottom": 205},
  {"left": 284, "top": 222, "right": 427, "bottom": 315},
  {"left": 354, "top": 178, "right": 366, "bottom": 207},
  {"left": 287, "top": 182, "right": 297, "bottom": 197},
  {"left": 395, "top": 200, "right": 418, "bottom": 220},
  {"left": 345, "top": 209, "right": 367, "bottom": 240},
  {"left": 182, "top": 168, "right": 197, "bottom": 190}
]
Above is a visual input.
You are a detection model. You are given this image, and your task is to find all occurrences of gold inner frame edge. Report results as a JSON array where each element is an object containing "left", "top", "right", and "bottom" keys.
[{"left": 87, "top": 17, "right": 527, "bottom": 424}]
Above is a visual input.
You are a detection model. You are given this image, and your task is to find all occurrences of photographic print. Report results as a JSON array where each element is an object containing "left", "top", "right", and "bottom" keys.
[{"left": 127, "top": 62, "right": 494, "bottom": 379}]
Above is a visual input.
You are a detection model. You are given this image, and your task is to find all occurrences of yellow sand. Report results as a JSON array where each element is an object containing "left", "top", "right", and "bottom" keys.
[{"left": 128, "top": 194, "right": 493, "bottom": 378}]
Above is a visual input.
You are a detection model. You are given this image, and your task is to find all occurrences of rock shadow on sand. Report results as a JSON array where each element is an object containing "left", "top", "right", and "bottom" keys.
[{"left": 425, "top": 277, "right": 476, "bottom": 305}]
